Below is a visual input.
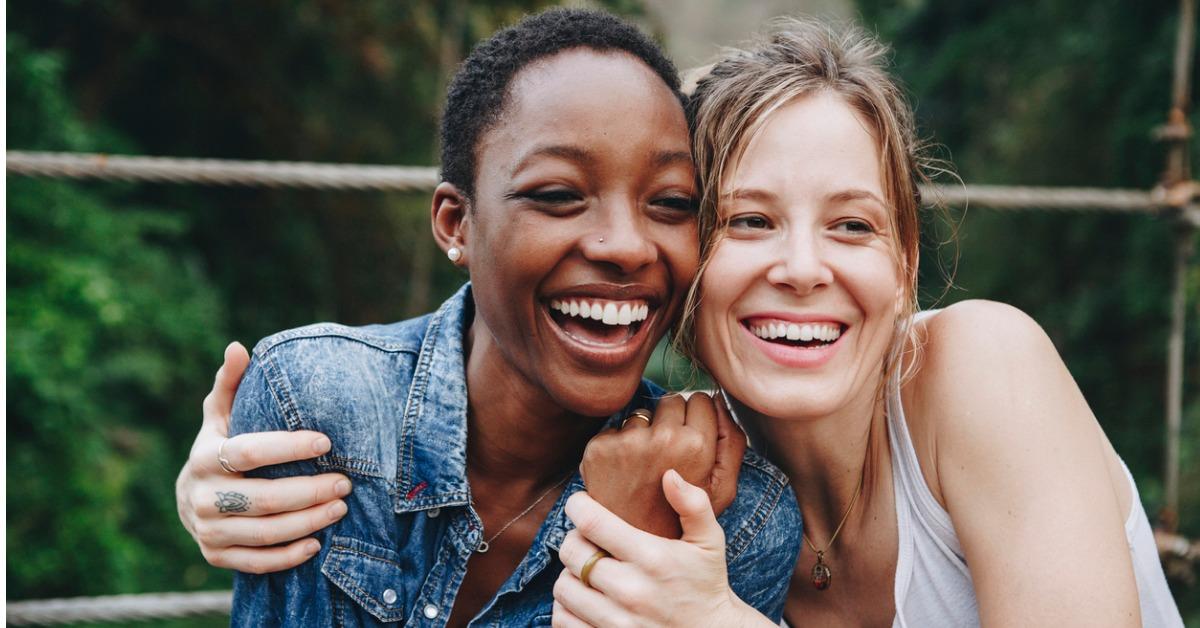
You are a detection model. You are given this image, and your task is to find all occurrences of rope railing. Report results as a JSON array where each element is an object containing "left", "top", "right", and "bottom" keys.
[
  {"left": 6, "top": 591, "right": 232, "bottom": 625},
  {"left": 7, "top": 151, "right": 1194, "bottom": 218}
]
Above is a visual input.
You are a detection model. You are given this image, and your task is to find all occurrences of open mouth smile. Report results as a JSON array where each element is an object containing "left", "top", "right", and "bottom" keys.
[
  {"left": 548, "top": 297, "right": 652, "bottom": 346},
  {"left": 740, "top": 316, "right": 848, "bottom": 367}
]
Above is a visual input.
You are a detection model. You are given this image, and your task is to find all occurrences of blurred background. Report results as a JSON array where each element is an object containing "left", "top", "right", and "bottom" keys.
[{"left": 7, "top": 0, "right": 1199, "bottom": 625}]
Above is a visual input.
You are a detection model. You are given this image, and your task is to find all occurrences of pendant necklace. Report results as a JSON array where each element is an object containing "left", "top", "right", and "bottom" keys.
[
  {"left": 802, "top": 463, "right": 865, "bottom": 591},
  {"left": 475, "top": 474, "right": 571, "bottom": 553}
]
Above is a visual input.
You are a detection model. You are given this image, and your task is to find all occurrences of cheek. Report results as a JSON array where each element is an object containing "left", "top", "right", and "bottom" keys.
[{"left": 656, "top": 222, "right": 700, "bottom": 286}]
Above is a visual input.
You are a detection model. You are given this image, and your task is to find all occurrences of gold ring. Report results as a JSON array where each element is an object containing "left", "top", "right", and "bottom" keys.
[
  {"left": 217, "top": 438, "right": 241, "bottom": 474},
  {"left": 620, "top": 408, "right": 653, "bottom": 429},
  {"left": 580, "top": 549, "right": 610, "bottom": 588}
]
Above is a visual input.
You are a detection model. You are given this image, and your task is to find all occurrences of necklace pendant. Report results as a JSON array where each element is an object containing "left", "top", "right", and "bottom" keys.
[
  {"left": 811, "top": 553, "right": 831, "bottom": 591},
  {"left": 476, "top": 540, "right": 490, "bottom": 554}
]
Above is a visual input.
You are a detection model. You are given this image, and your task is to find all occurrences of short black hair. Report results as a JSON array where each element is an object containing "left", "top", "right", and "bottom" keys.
[{"left": 439, "top": 8, "right": 684, "bottom": 200}]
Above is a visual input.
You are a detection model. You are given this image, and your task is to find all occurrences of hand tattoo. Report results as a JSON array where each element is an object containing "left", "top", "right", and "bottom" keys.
[{"left": 215, "top": 491, "right": 251, "bottom": 514}]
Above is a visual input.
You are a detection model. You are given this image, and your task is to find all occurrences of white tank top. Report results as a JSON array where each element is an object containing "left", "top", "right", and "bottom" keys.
[
  {"left": 782, "top": 312, "right": 1183, "bottom": 627},
  {"left": 884, "top": 313, "right": 1183, "bottom": 627}
]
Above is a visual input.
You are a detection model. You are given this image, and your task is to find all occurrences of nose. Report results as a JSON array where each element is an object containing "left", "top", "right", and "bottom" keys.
[
  {"left": 578, "top": 199, "right": 658, "bottom": 274},
  {"left": 765, "top": 226, "right": 833, "bottom": 295}
]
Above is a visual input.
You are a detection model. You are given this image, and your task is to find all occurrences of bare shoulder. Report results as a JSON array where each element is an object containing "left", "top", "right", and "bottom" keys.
[
  {"left": 903, "top": 300, "right": 1090, "bottom": 460},
  {"left": 908, "top": 300, "right": 1061, "bottom": 407}
]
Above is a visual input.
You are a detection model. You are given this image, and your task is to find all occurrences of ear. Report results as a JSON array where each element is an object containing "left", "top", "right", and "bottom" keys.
[{"left": 431, "top": 182, "right": 471, "bottom": 267}]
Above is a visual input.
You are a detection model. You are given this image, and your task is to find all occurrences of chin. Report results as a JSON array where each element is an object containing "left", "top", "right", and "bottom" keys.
[{"left": 549, "top": 371, "right": 644, "bottom": 419}]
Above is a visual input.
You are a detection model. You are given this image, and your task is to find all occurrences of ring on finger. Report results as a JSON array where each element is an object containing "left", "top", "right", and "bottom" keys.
[
  {"left": 580, "top": 549, "right": 610, "bottom": 588},
  {"left": 217, "top": 438, "right": 241, "bottom": 474},
  {"left": 620, "top": 408, "right": 653, "bottom": 429}
]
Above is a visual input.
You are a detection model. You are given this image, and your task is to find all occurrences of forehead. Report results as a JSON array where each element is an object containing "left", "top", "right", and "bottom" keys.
[
  {"left": 478, "top": 49, "right": 691, "bottom": 164},
  {"left": 727, "top": 92, "right": 883, "bottom": 197}
]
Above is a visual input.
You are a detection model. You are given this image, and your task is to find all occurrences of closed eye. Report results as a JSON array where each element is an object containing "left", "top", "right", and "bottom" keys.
[{"left": 652, "top": 196, "right": 698, "bottom": 213}]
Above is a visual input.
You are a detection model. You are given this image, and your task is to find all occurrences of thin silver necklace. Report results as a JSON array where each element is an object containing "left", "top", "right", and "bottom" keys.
[{"left": 475, "top": 474, "right": 571, "bottom": 553}]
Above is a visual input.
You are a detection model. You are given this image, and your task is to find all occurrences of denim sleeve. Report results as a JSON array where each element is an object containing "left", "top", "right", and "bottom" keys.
[
  {"left": 228, "top": 354, "right": 334, "bottom": 627},
  {"left": 726, "top": 481, "right": 802, "bottom": 623}
]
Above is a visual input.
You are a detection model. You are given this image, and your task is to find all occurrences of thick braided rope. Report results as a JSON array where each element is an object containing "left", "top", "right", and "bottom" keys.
[
  {"left": 6, "top": 151, "right": 440, "bottom": 192},
  {"left": 4, "top": 151, "right": 1179, "bottom": 213},
  {"left": 6, "top": 591, "right": 232, "bottom": 625}
]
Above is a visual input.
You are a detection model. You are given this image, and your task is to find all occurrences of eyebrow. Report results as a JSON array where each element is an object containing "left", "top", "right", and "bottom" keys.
[
  {"left": 510, "top": 144, "right": 594, "bottom": 175},
  {"left": 725, "top": 187, "right": 886, "bottom": 207},
  {"left": 510, "top": 145, "right": 693, "bottom": 176},
  {"left": 828, "top": 189, "right": 887, "bottom": 207},
  {"left": 726, "top": 187, "right": 780, "bottom": 204}
]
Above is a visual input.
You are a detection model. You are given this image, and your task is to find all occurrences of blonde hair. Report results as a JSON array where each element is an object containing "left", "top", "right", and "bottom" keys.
[{"left": 673, "top": 17, "right": 935, "bottom": 390}]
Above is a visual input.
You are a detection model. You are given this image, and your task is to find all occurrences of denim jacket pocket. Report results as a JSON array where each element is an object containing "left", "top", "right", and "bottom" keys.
[{"left": 322, "top": 535, "right": 409, "bottom": 623}]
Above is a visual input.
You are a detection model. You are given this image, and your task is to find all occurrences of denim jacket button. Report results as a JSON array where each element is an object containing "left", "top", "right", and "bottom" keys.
[
  {"left": 423, "top": 604, "right": 439, "bottom": 619},
  {"left": 382, "top": 589, "right": 398, "bottom": 605},
  {"left": 426, "top": 507, "right": 441, "bottom": 518}
]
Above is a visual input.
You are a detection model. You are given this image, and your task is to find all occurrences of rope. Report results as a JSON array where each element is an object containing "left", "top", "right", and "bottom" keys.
[
  {"left": 4, "top": 151, "right": 1182, "bottom": 213},
  {"left": 6, "top": 151, "right": 439, "bottom": 192},
  {"left": 6, "top": 591, "right": 231, "bottom": 625}
]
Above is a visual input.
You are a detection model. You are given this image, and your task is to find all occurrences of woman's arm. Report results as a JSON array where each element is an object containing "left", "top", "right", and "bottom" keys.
[
  {"left": 175, "top": 342, "right": 351, "bottom": 573},
  {"left": 914, "top": 301, "right": 1140, "bottom": 626}
]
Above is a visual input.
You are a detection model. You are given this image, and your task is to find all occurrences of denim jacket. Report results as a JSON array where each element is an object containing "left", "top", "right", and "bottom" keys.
[{"left": 230, "top": 284, "right": 801, "bottom": 627}]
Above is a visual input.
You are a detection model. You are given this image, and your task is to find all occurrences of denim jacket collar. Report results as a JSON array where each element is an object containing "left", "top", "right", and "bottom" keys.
[{"left": 394, "top": 283, "right": 473, "bottom": 513}]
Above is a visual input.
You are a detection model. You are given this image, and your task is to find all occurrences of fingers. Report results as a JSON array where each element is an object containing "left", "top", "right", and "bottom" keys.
[
  {"left": 651, "top": 394, "right": 686, "bottom": 428},
  {"left": 203, "top": 537, "right": 322, "bottom": 574},
  {"left": 553, "top": 569, "right": 629, "bottom": 628},
  {"left": 709, "top": 395, "right": 747, "bottom": 515},
  {"left": 198, "top": 430, "right": 333, "bottom": 475},
  {"left": 195, "top": 499, "right": 349, "bottom": 548},
  {"left": 619, "top": 408, "right": 653, "bottom": 431},
  {"left": 682, "top": 392, "right": 718, "bottom": 445},
  {"left": 552, "top": 600, "right": 595, "bottom": 628},
  {"left": 663, "top": 469, "right": 725, "bottom": 549},
  {"left": 564, "top": 492, "right": 658, "bottom": 561},
  {"left": 558, "top": 530, "right": 614, "bottom": 591},
  {"left": 202, "top": 342, "right": 250, "bottom": 435},
  {"left": 194, "top": 473, "right": 352, "bottom": 518}
]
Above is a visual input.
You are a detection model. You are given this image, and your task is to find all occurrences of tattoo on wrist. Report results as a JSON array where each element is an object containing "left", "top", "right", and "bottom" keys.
[{"left": 215, "top": 491, "right": 250, "bottom": 513}]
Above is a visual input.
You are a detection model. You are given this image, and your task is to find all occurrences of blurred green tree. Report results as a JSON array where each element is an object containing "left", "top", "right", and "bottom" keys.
[{"left": 7, "top": 37, "right": 227, "bottom": 597}]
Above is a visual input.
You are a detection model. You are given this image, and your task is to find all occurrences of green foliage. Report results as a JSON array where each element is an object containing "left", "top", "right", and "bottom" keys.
[
  {"left": 858, "top": 0, "right": 1199, "bottom": 617},
  {"left": 7, "top": 37, "right": 229, "bottom": 597}
]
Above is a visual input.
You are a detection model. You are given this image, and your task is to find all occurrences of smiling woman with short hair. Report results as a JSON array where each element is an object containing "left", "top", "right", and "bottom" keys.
[{"left": 179, "top": 8, "right": 801, "bottom": 627}]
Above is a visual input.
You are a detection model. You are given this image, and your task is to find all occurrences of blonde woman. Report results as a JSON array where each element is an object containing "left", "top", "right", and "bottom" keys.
[{"left": 552, "top": 19, "right": 1182, "bottom": 627}]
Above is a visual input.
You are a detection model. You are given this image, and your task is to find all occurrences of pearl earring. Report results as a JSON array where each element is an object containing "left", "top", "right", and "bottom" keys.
[{"left": 447, "top": 247, "right": 462, "bottom": 263}]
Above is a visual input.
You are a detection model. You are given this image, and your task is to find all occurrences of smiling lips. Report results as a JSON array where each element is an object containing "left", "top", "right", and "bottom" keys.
[
  {"left": 543, "top": 294, "right": 657, "bottom": 370},
  {"left": 741, "top": 316, "right": 847, "bottom": 368},
  {"left": 549, "top": 298, "right": 650, "bottom": 326}
]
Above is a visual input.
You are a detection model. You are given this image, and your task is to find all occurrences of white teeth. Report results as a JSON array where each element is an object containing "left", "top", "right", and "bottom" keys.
[
  {"left": 618, "top": 304, "right": 632, "bottom": 325},
  {"left": 751, "top": 321, "right": 842, "bottom": 344},
  {"left": 549, "top": 298, "right": 652, "bottom": 327},
  {"left": 602, "top": 303, "right": 618, "bottom": 324}
]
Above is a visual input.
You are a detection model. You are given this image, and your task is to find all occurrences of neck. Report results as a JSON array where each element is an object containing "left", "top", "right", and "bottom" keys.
[
  {"left": 737, "top": 389, "right": 890, "bottom": 542},
  {"left": 463, "top": 315, "right": 602, "bottom": 490}
]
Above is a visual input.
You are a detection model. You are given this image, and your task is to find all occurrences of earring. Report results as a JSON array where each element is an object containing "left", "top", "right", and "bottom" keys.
[{"left": 447, "top": 247, "right": 462, "bottom": 263}]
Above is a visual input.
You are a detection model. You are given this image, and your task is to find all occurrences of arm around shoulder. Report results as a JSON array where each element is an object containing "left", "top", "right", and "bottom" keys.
[{"left": 911, "top": 301, "right": 1140, "bottom": 626}]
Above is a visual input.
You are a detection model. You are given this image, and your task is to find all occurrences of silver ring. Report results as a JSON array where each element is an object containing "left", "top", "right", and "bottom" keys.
[
  {"left": 620, "top": 408, "right": 653, "bottom": 429},
  {"left": 217, "top": 438, "right": 241, "bottom": 474}
]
